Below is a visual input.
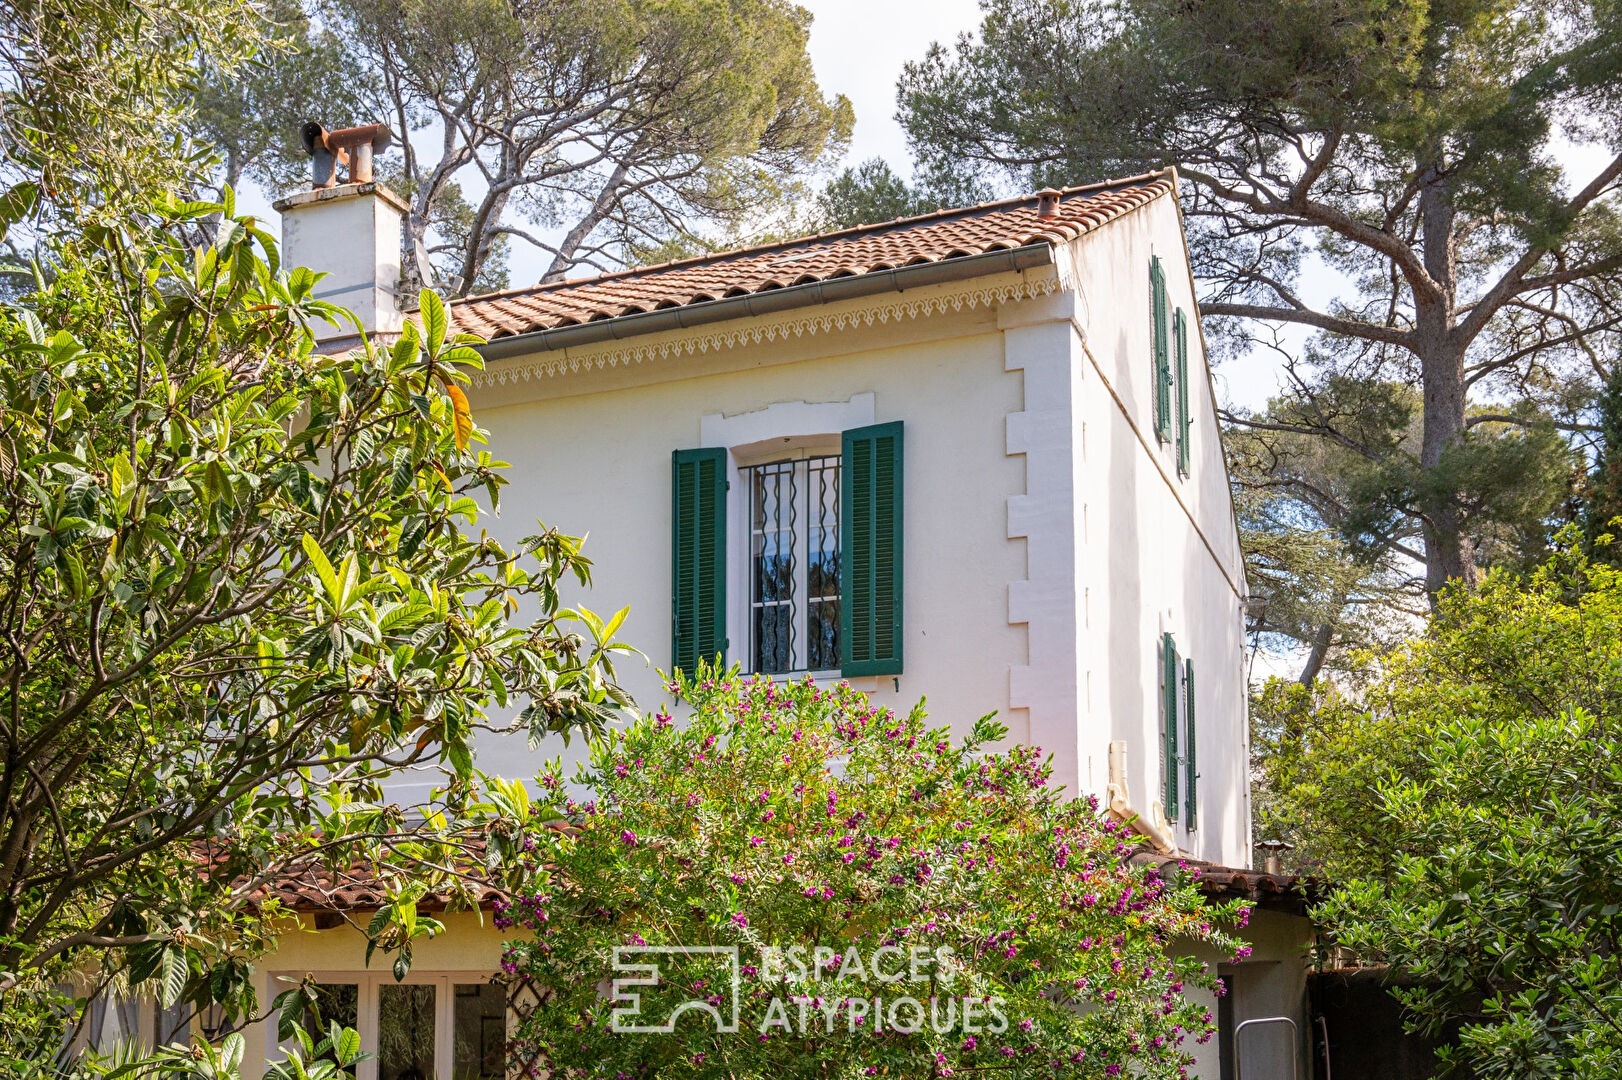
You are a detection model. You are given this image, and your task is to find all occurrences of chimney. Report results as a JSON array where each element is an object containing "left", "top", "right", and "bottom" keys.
[
  {"left": 1035, "top": 188, "right": 1062, "bottom": 218},
  {"left": 273, "top": 121, "right": 406, "bottom": 345}
]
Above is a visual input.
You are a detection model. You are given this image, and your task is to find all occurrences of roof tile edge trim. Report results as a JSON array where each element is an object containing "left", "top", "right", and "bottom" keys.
[{"left": 468, "top": 272, "right": 1063, "bottom": 388}]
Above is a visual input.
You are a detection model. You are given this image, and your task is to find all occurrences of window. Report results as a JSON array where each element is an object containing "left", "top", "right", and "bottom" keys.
[
  {"left": 671, "top": 421, "right": 902, "bottom": 679},
  {"left": 1150, "top": 256, "right": 1172, "bottom": 441},
  {"left": 1160, "top": 636, "right": 1199, "bottom": 831},
  {"left": 1161, "top": 632, "right": 1180, "bottom": 820},
  {"left": 747, "top": 456, "right": 841, "bottom": 674},
  {"left": 1174, "top": 306, "right": 1191, "bottom": 477},
  {"left": 275, "top": 973, "right": 505, "bottom": 1080}
]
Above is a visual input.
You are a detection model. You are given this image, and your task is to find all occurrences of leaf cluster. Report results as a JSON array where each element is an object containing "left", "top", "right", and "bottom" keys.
[
  {"left": 1257, "top": 538, "right": 1622, "bottom": 1075},
  {"left": 505, "top": 666, "right": 1246, "bottom": 1080},
  {"left": 0, "top": 187, "right": 630, "bottom": 1069}
]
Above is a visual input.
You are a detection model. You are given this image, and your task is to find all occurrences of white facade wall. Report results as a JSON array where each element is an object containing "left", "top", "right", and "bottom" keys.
[
  {"left": 444, "top": 196, "right": 1251, "bottom": 868},
  {"left": 457, "top": 287, "right": 1032, "bottom": 790},
  {"left": 1063, "top": 194, "right": 1252, "bottom": 867}
]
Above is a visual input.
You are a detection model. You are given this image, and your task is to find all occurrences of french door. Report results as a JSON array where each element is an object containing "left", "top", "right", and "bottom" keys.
[{"left": 272, "top": 971, "right": 506, "bottom": 1080}]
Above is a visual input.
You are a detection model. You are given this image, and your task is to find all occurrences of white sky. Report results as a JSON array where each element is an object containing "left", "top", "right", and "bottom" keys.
[{"left": 800, "top": 0, "right": 985, "bottom": 173}]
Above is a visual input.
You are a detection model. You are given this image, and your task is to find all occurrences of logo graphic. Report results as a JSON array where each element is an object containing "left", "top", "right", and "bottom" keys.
[{"left": 610, "top": 945, "right": 741, "bottom": 1033}]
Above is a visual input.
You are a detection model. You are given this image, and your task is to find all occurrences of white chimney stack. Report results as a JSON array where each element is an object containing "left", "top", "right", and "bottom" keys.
[{"left": 273, "top": 122, "right": 407, "bottom": 346}]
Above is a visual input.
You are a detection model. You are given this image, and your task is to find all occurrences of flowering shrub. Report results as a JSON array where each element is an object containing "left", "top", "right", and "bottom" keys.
[{"left": 505, "top": 666, "right": 1246, "bottom": 1079}]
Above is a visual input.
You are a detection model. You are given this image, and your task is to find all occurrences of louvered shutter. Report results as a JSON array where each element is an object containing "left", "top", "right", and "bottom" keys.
[
  {"left": 1174, "top": 307, "right": 1191, "bottom": 477},
  {"left": 1184, "top": 657, "right": 1198, "bottom": 828},
  {"left": 840, "top": 422, "right": 903, "bottom": 676},
  {"left": 1162, "top": 632, "right": 1179, "bottom": 819},
  {"left": 671, "top": 448, "right": 727, "bottom": 676},
  {"left": 1151, "top": 257, "right": 1171, "bottom": 442}
]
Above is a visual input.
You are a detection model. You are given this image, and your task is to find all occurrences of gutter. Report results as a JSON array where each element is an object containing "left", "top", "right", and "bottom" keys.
[{"left": 474, "top": 244, "right": 1057, "bottom": 362}]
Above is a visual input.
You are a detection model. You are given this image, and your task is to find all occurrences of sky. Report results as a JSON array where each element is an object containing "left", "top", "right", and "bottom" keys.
[
  {"left": 242, "top": 0, "right": 1290, "bottom": 409},
  {"left": 485, "top": 0, "right": 989, "bottom": 288},
  {"left": 797, "top": 0, "right": 985, "bottom": 174},
  {"left": 245, "top": 0, "right": 1615, "bottom": 416}
]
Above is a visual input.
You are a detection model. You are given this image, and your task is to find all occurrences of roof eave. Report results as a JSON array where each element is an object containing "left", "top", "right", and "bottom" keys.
[{"left": 475, "top": 243, "right": 1057, "bottom": 363}]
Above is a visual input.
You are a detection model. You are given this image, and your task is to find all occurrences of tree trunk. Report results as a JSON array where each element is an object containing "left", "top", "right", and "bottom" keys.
[
  {"left": 1415, "top": 168, "right": 1477, "bottom": 599},
  {"left": 459, "top": 185, "right": 512, "bottom": 296},
  {"left": 1297, "top": 611, "right": 1338, "bottom": 686},
  {"left": 542, "top": 162, "right": 629, "bottom": 283},
  {"left": 402, "top": 206, "right": 434, "bottom": 298}
]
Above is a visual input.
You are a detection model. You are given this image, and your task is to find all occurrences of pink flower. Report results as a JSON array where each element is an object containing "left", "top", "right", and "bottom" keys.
[{"left": 620, "top": 830, "right": 638, "bottom": 847}]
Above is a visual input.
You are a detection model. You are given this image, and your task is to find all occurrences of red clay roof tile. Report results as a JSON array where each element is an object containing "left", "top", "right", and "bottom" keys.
[{"left": 448, "top": 172, "right": 1174, "bottom": 342}]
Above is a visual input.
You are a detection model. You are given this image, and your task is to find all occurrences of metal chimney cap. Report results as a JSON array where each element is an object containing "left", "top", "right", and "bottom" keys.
[{"left": 300, "top": 121, "right": 394, "bottom": 156}]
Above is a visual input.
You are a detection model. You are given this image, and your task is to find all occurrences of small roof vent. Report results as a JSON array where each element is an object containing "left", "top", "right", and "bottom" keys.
[{"left": 1035, "top": 188, "right": 1062, "bottom": 218}]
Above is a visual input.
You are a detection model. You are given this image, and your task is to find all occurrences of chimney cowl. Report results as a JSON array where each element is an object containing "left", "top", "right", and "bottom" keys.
[
  {"left": 300, "top": 121, "right": 395, "bottom": 189},
  {"left": 1035, "top": 188, "right": 1062, "bottom": 218}
]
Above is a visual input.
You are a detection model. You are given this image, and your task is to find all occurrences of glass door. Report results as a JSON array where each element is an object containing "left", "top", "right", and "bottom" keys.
[
  {"left": 376, "top": 983, "right": 436, "bottom": 1080},
  {"left": 270, "top": 972, "right": 504, "bottom": 1080}
]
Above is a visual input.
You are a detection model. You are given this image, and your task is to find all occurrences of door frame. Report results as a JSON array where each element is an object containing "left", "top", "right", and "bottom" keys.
[{"left": 268, "top": 969, "right": 501, "bottom": 1080}]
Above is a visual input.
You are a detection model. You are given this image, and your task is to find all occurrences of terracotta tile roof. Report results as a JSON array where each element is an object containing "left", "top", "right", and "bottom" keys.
[
  {"left": 1132, "top": 852, "right": 1318, "bottom": 914},
  {"left": 198, "top": 839, "right": 515, "bottom": 914},
  {"left": 449, "top": 172, "right": 1175, "bottom": 342},
  {"left": 222, "top": 844, "right": 1307, "bottom": 915}
]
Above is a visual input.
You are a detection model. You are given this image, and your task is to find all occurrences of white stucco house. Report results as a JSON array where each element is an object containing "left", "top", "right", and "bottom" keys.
[{"left": 183, "top": 168, "right": 1315, "bottom": 1080}]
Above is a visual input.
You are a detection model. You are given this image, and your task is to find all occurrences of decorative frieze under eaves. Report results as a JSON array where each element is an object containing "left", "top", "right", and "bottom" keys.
[{"left": 467, "top": 271, "right": 1066, "bottom": 387}]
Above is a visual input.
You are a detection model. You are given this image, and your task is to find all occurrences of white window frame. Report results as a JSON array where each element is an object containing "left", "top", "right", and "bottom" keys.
[
  {"left": 700, "top": 394, "right": 875, "bottom": 679},
  {"left": 268, "top": 969, "right": 503, "bottom": 1080}
]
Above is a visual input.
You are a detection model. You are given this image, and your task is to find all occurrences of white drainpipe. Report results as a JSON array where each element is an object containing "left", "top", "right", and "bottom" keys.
[{"left": 1105, "top": 740, "right": 1176, "bottom": 853}]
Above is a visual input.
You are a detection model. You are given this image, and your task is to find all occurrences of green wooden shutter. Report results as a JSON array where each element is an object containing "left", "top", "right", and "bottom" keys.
[
  {"left": 1162, "top": 632, "right": 1179, "bottom": 819},
  {"left": 841, "top": 422, "right": 903, "bottom": 676},
  {"left": 671, "top": 447, "right": 727, "bottom": 676},
  {"left": 1184, "top": 658, "right": 1198, "bottom": 828},
  {"left": 1174, "top": 307, "right": 1191, "bottom": 477},
  {"left": 1151, "top": 257, "right": 1171, "bottom": 442}
]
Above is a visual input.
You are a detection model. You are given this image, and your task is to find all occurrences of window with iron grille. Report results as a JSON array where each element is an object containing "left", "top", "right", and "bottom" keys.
[{"left": 748, "top": 455, "right": 840, "bottom": 674}]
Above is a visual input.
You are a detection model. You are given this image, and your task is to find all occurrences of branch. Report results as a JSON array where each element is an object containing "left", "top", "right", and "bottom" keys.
[
  {"left": 1453, "top": 151, "right": 1622, "bottom": 346},
  {"left": 1465, "top": 413, "right": 1598, "bottom": 433},
  {"left": 1201, "top": 302, "right": 1415, "bottom": 348},
  {"left": 1179, "top": 164, "right": 1444, "bottom": 303}
]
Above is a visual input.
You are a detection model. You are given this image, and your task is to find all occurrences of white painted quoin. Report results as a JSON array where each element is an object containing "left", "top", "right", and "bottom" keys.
[{"left": 233, "top": 174, "right": 1311, "bottom": 1080}]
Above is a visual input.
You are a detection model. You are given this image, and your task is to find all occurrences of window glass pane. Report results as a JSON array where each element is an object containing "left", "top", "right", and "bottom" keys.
[
  {"left": 806, "top": 456, "right": 840, "bottom": 669},
  {"left": 378, "top": 984, "right": 436, "bottom": 1080},
  {"left": 753, "top": 603, "right": 791, "bottom": 674},
  {"left": 808, "top": 596, "right": 839, "bottom": 671},
  {"left": 751, "top": 461, "right": 797, "bottom": 673},
  {"left": 453, "top": 982, "right": 507, "bottom": 1080},
  {"left": 300, "top": 983, "right": 359, "bottom": 1042},
  {"left": 748, "top": 455, "right": 840, "bottom": 674},
  {"left": 754, "top": 532, "right": 792, "bottom": 602}
]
